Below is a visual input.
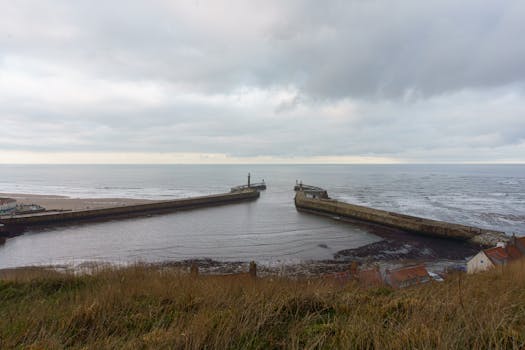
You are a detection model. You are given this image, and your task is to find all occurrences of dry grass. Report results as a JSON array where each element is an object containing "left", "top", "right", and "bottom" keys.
[{"left": 1, "top": 260, "right": 525, "bottom": 349}]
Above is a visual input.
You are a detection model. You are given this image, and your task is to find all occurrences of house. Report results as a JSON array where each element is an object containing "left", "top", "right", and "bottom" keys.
[
  {"left": 467, "top": 237, "right": 524, "bottom": 274},
  {"left": 386, "top": 265, "right": 430, "bottom": 288},
  {"left": 510, "top": 235, "right": 525, "bottom": 254},
  {"left": 321, "top": 263, "right": 382, "bottom": 287},
  {"left": 322, "top": 271, "right": 353, "bottom": 286},
  {"left": 356, "top": 267, "right": 383, "bottom": 287},
  {"left": 0, "top": 198, "right": 16, "bottom": 215}
]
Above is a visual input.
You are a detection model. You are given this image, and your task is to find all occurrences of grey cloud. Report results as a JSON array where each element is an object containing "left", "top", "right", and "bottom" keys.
[
  {"left": 5, "top": 0, "right": 522, "bottom": 98},
  {"left": 1, "top": 1, "right": 525, "bottom": 162}
]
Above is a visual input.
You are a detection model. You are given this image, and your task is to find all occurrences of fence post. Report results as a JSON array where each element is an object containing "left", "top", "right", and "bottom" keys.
[
  {"left": 249, "top": 261, "right": 257, "bottom": 278},
  {"left": 190, "top": 262, "right": 199, "bottom": 277},
  {"left": 349, "top": 261, "right": 359, "bottom": 276}
]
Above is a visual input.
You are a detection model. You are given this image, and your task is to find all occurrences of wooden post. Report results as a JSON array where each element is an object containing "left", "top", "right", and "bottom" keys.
[
  {"left": 249, "top": 261, "right": 257, "bottom": 278},
  {"left": 349, "top": 261, "right": 359, "bottom": 276},
  {"left": 190, "top": 262, "right": 199, "bottom": 277}
]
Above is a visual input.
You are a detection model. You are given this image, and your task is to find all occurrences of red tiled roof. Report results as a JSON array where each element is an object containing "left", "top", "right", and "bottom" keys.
[
  {"left": 484, "top": 247, "right": 508, "bottom": 262},
  {"left": 484, "top": 245, "right": 523, "bottom": 265},
  {"left": 388, "top": 265, "right": 429, "bottom": 284},
  {"left": 357, "top": 268, "right": 383, "bottom": 286},
  {"left": 322, "top": 271, "right": 352, "bottom": 283},
  {"left": 506, "top": 245, "right": 523, "bottom": 260}
]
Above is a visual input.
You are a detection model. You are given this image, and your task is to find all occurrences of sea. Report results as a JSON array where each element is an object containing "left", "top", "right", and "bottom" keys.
[{"left": 0, "top": 164, "right": 524, "bottom": 269}]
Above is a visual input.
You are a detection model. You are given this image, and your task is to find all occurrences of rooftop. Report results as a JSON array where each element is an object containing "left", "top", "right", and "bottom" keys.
[
  {"left": 388, "top": 265, "right": 429, "bottom": 284},
  {"left": 357, "top": 267, "right": 383, "bottom": 286},
  {"left": 484, "top": 245, "right": 523, "bottom": 265}
]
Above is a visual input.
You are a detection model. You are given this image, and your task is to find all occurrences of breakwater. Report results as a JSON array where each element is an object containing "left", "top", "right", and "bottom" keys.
[
  {"left": 294, "top": 187, "right": 507, "bottom": 246},
  {"left": 0, "top": 189, "right": 259, "bottom": 231}
]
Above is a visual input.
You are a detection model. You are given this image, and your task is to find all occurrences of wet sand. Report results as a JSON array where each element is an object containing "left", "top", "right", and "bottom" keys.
[
  {"left": 334, "top": 224, "right": 479, "bottom": 262},
  {"left": 0, "top": 193, "right": 154, "bottom": 211}
]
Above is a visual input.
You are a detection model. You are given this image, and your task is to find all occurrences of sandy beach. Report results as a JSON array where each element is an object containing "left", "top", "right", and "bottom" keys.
[{"left": 0, "top": 193, "right": 154, "bottom": 211}]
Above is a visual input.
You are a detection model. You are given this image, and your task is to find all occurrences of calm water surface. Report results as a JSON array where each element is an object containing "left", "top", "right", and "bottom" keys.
[{"left": 0, "top": 165, "right": 524, "bottom": 268}]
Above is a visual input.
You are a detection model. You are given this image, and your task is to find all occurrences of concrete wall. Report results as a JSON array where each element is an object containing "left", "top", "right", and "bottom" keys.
[
  {"left": 295, "top": 191, "right": 506, "bottom": 244},
  {"left": 0, "top": 189, "right": 259, "bottom": 227}
]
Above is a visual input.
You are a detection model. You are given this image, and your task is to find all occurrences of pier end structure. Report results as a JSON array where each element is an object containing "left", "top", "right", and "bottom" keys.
[
  {"left": 231, "top": 173, "right": 266, "bottom": 192},
  {"left": 294, "top": 186, "right": 508, "bottom": 247}
]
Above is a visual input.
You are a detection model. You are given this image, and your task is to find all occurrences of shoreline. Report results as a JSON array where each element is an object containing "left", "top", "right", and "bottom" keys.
[
  {"left": 1, "top": 191, "right": 475, "bottom": 275},
  {"left": 0, "top": 253, "right": 469, "bottom": 278}
]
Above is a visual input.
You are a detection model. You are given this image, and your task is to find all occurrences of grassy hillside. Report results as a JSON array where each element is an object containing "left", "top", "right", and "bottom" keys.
[{"left": 1, "top": 261, "right": 525, "bottom": 349}]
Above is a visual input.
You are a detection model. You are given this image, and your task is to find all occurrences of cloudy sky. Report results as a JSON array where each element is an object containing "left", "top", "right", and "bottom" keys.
[{"left": 1, "top": 0, "right": 525, "bottom": 164}]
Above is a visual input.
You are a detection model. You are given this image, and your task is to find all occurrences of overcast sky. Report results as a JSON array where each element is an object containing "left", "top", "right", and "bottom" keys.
[{"left": 1, "top": 1, "right": 525, "bottom": 163}]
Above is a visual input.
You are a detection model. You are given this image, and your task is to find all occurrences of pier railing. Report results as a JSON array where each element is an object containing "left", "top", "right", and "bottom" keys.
[
  {"left": 293, "top": 184, "right": 329, "bottom": 199},
  {"left": 231, "top": 182, "right": 266, "bottom": 192}
]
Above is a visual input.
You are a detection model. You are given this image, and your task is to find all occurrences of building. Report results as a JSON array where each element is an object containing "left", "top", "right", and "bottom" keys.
[
  {"left": 357, "top": 267, "right": 383, "bottom": 287},
  {"left": 510, "top": 235, "right": 525, "bottom": 254},
  {"left": 466, "top": 248, "right": 500, "bottom": 274},
  {"left": 322, "top": 271, "right": 353, "bottom": 286},
  {"left": 386, "top": 265, "right": 431, "bottom": 289},
  {"left": 0, "top": 198, "right": 16, "bottom": 215},
  {"left": 467, "top": 236, "right": 525, "bottom": 274}
]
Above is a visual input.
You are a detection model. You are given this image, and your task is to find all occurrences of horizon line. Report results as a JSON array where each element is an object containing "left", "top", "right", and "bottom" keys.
[{"left": 1, "top": 162, "right": 524, "bottom": 166}]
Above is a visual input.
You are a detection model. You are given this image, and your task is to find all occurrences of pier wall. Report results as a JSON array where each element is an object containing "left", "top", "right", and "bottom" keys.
[
  {"left": 295, "top": 190, "right": 506, "bottom": 246},
  {"left": 0, "top": 189, "right": 259, "bottom": 228}
]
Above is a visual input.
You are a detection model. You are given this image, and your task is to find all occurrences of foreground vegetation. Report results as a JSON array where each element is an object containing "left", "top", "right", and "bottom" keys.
[{"left": 1, "top": 261, "right": 525, "bottom": 349}]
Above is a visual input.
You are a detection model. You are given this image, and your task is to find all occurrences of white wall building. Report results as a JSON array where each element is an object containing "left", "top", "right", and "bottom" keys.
[
  {"left": 0, "top": 198, "right": 17, "bottom": 214},
  {"left": 466, "top": 250, "right": 495, "bottom": 274},
  {"left": 467, "top": 238, "right": 525, "bottom": 274}
]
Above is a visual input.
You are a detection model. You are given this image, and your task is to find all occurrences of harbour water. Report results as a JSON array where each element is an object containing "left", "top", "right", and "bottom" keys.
[{"left": 0, "top": 164, "right": 524, "bottom": 269}]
